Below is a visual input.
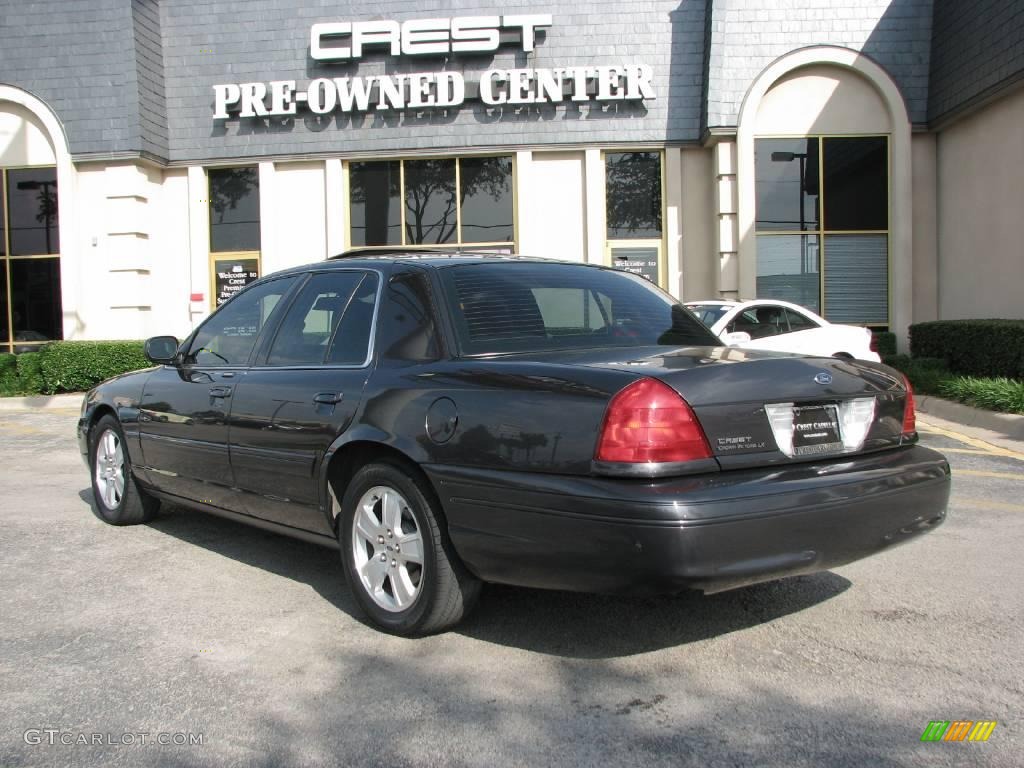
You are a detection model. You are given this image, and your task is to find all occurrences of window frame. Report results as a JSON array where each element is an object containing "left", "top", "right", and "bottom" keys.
[
  {"left": 344, "top": 154, "right": 517, "bottom": 251},
  {"left": 207, "top": 165, "right": 262, "bottom": 311},
  {"left": 601, "top": 150, "right": 668, "bottom": 289},
  {"left": 753, "top": 134, "right": 891, "bottom": 328},
  {"left": 0, "top": 165, "right": 63, "bottom": 354}
]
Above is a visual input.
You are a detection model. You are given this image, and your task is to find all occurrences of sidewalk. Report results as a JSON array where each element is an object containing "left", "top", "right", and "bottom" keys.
[
  {"left": 0, "top": 393, "right": 83, "bottom": 411},
  {"left": 916, "top": 395, "right": 1024, "bottom": 448}
]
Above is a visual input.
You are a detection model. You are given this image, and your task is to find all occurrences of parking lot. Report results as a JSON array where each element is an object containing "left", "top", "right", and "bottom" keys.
[{"left": 0, "top": 407, "right": 1020, "bottom": 767}]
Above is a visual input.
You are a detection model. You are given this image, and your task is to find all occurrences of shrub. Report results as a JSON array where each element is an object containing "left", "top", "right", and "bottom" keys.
[
  {"left": 872, "top": 331, "right": 897, "bottom": 358},
  {"left": 38, "top": 341, "right": 150, "bottom": 394},
  {"left": 910, "top": 319, "right": 1024, "bottom": 379},
  {"left": 0, "top": 353, "right": 19, "bottom": 395},
  {"left": 15, "top": 352, "right": 45, "bottom": 394},
  {"left": 939, "top": 376, "right": 1024, "bottom": 415},
  {"left": 882, "top": 355, "right": 950, "bottom": 395}
]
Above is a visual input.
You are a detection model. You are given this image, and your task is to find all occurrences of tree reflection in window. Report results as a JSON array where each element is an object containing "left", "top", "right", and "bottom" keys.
[
  {"left": 209, "top": 167, "right": 261, "bottom": 252},
  {"left": 606, "top": 152, "right": 662, "bottom": 239},
  {"left": 8, "top": 168, "right": 59, "bottom": 255},
  {"left": 460, "top": 157, "right": 514, "bottom": 243},
  {"left": 404, "top": 159, "right": 457, "bottom": 245}
]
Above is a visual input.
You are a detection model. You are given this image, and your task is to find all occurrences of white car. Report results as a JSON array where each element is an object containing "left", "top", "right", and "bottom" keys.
[{"left": 686, "top": 299, "right": 881, "bottom": 362}]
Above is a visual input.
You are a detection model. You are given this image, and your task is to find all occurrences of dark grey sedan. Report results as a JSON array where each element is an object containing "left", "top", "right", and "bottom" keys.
[{"left": 78, "top": 251, "right": 950, "bottom": 635}]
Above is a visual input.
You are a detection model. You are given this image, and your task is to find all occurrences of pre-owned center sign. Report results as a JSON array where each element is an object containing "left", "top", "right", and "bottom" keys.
[{"left": 212, "top": 13, "right": 655, "bottom": 119}]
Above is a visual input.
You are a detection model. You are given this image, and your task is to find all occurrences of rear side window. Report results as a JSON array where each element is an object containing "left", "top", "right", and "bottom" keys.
[
  {"left": 440, "top": 263, "right": 719, "bottom": 355},
  {"left": 377, "top": 271, "right": 443, "bottom": 363},
  {"left": 266, "top": 271, "right": 378, "bottom": 366},
  {"left": 784, "top": 307, "right": 817, "bottom": 332}
]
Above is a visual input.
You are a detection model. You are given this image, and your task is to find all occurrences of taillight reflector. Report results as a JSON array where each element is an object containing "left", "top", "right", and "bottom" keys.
[
  {"left": 902, "top": 376, "right": 916, "bottom": 435},
  {"left": 595, "top": 378, "right": 712, "bottom": 464}
]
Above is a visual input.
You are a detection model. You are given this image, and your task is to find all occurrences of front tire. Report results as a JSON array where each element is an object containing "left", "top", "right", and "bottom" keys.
[
  {"left": 89, "top": 414, "right": 160, "bottom": 525},
  {"left": 339, "top": 462, "right": 480, "bottom": 635}
]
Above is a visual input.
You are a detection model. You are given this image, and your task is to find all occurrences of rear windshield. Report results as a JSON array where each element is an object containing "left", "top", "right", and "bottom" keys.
[{"left": 439, "top": 262, "right": 720, "bottom": 355}]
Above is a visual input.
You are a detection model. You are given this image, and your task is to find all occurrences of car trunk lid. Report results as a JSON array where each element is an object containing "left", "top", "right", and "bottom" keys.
[{"left": 542, "top": 345, "right": 911, "bottom": 468}]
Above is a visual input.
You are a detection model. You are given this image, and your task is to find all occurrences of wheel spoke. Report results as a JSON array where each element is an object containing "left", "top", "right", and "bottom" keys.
[
  {"left": 381, "top": 490, "right": 402, "bottom": 534},
  {"left": 354, "top": 506, "right": 380, "bottom": 543},
  {"left": 398, "top": 532, "right": 423, "bottom": 564},
  {"left": 104, "top": 479, "right": 117, "bottom": 508},
  {"left": 104, "top": 431, "right": 117, "bottom": 459},
  {"left": 359, "top": 556, "right": 389, "bottom": 591},
  {"left": 113, "top": 470, "right": 125, "bottom": 499},
  {"left": 390, "top": 569, "right": 416, "bottom": 609}
]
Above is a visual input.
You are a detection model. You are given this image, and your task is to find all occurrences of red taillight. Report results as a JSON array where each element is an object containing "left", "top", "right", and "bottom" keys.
[
  {"left": 902, "top": 376, "right": 916, "bottom": 435},
  {"left": 869, "top": 332, "right": 879, "bottom": 352},
  {"left": 595, "top": 378, "right": 712, "bottom": 464}
]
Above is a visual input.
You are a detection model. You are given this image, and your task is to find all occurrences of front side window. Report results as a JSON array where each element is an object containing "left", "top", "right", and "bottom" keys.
[
  {"left": 1, "top": 167, "right": 62, "bottom": 353},
  {"left": 266, "top": 271, "right": 379, "bottom": 366},
  {"left": 755, "top": 136, "right": 889, "bottom": 325},
  {"left": 186, "top": 276, "right": 296, "bottom": 367},
  {"left": 440, "top": 263, "right": 717, "bottom": 356},
  {"left": 348, "top": 157, "right": 514, "bottom": 248}
]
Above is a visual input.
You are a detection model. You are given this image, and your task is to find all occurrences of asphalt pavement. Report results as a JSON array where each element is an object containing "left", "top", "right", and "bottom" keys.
[{"left": 0, "top": 407, "right": 1020, "bottom": 767}]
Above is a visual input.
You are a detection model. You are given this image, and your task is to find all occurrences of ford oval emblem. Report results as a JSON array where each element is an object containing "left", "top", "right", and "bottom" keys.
[{"left": 814, "top": 372, "right": 833, "bottom": 385}]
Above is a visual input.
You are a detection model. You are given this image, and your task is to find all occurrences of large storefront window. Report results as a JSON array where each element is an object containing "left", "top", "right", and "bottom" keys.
[
  {"left": 605, "top": 152, "right": 663, "bottom": 285},
  {"left": 209, "top": 167, "right": 261, "bottom": 307},
  {"left": 348, "top": 156, "right": 514, "bottom": 249},
  {"left": 1, "top": 167, "right": 62, "bottom": 353},
  {"left": 755, "top": 136, "right": 889, "bottom": 325}
]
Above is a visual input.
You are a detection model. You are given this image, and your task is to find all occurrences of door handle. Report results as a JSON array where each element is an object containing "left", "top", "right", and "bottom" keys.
[
  {"left": 209, "top": 385, "right": 233, "bottom": 398},
  {"left": 313, "top": 392, "right": 344, "bottom": 405}
]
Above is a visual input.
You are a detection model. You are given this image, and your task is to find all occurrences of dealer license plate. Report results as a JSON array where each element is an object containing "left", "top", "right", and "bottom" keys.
[{"left": 791, "top": 404, "right": 842, "bottom": 455}]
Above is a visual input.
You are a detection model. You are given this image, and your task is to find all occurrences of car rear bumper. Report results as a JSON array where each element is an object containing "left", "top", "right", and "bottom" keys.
[{"left": 423, "top": 445, "right": 950, "bottom": 594}]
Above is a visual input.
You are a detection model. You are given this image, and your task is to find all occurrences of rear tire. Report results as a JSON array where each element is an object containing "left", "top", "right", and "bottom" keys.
[
  {"left": 339, "top": 461, "right": 480, "bottom": 635},
  {"left": 89, "top": 415, "right": 160, "bottom": 526}
]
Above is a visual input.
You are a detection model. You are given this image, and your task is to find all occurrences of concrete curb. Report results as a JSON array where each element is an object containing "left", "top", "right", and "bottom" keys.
[
  {"left": 0, "top": 393, "right": 84, "bottom": 411},
  {"left": 916, "top": 395, "right": 1024, "bottom": 441}
]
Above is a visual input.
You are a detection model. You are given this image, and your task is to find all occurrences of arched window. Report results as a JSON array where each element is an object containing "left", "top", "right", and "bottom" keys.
[{"left": 0, "top": 100, "right": 63, "bottom": 353}]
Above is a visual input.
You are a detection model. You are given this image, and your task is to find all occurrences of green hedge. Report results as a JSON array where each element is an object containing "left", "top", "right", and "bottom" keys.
[
  {"left": 872, "top": 331, "right": 897, "bottom": 358},
  {"left": 884, "top": 355, "right": 1024, "bottom": 414},
  {"left": 37, "top": 341, "right": 151, "bottom": 394},
  {"left": 0, "top": 353, "right": 19, "bottom": 395},
  {"left": 909, "top": 319, "right": 1024, "bottom": 379}
]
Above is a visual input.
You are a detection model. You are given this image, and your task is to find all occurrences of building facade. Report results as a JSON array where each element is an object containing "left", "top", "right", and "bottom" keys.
[{"left": 0, "top": 0, "right": 1021, "bottom": 353}]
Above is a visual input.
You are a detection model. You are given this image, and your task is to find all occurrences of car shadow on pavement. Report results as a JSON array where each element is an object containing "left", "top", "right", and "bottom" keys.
[
  {"left": 459, "top": 573, "right": 851, "bottom": 658},
  {"left": 84, "top": 491, "right": 852, "bottom": 659}
]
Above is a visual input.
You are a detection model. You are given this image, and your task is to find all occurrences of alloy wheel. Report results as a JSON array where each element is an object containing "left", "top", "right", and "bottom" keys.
[
  {"left": 94, "top": 429, "right": 125, "bottom": 510},
  {"left": 351, "top": 485, "right": 425, "bottom": 612}
]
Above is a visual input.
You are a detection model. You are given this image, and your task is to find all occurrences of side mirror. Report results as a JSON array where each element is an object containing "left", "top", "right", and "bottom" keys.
[
  {"left": 144, "top": 336, "right": 180, "bottom": 365},
  {"left": 723, "top": 331, "right": 752, "bottom": 346}
]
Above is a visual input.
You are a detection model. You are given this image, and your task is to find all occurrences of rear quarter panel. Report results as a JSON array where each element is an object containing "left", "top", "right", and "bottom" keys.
[{"left": 358, "top": 360, "right": 635, "bottom": 474}]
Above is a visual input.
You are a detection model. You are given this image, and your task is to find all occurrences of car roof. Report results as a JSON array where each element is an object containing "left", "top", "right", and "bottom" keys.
[
  {"left": 324, "top": 247, "right": 556, "bottom": 268},
  {"left": 261, "top": 248, "right": 613, "bottom": 281}
]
